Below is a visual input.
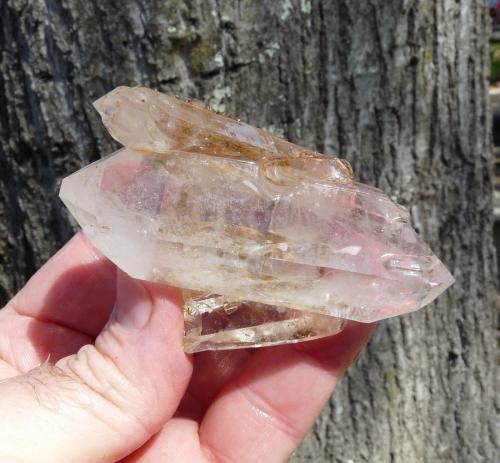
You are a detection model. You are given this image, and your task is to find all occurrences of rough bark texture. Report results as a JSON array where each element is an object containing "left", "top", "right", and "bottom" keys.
[{"left": 0, "top": 0, "right": 498, "bottom": 461}]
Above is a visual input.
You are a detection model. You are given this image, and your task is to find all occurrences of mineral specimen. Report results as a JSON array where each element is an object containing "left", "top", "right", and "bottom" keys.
[{"left": 59, "top": 86, "right": 454, "bottom": 353}]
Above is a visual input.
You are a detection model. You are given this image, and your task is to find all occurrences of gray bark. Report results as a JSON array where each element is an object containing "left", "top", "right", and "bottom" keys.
[{"left": 0, "top": 0, "right": 498, "bottom": 462}]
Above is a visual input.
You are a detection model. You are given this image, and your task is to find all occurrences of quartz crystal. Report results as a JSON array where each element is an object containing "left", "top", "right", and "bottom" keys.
[{"left": 60, "top": 86, "right": 454, "bottom": 353}]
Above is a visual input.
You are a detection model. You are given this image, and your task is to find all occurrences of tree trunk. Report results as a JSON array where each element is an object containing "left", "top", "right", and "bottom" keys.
[{"left": 0, "top": 0, "right": 497, "bottom": 461}]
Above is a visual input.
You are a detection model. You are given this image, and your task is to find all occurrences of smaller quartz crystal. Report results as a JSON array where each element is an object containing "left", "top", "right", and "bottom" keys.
[{"left": 60, "top": 86, "right": 454, "bottom": 353}]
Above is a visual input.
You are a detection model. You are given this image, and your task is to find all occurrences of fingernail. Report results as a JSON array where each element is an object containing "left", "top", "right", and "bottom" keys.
[{"left": 111, "top": 270, "right": 152, "bottom": 330}]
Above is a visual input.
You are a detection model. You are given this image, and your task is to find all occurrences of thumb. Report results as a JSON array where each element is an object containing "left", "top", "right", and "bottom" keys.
[{"left": 0, "top": 271, "right": 192, "bottom": 463}]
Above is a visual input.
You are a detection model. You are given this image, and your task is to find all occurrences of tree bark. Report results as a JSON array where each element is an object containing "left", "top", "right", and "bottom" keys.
[{"left": 0, "top": 0, "right": 498, "bottom": 461}]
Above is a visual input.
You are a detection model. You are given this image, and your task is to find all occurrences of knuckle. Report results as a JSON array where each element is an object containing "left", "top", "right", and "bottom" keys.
[
  {"left": 62, "top": 344, "right": 153, "bottom": 435},
  {"left": 239, "top": 384, "right": 304, "bottom": 444},
  {"left": 65, "top": 344, "right": 141, "bottom": 411}
]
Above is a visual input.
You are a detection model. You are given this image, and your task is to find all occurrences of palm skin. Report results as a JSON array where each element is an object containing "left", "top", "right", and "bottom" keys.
[{"left": 0, "top": 233, "right": 374, "bottom": 463}]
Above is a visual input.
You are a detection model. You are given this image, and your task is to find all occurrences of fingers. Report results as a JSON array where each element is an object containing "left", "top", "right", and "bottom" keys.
[
  {"left": 0, "top": 312, "right": 93, "bottom": 374},
  {"left": 199, "top": 322, "right": 375, "bottom": 463},
  {"left": 0, "top": 359, "right": 18, "bottom": 378},
  {"left": 181, "top": 349, "right": 254, "bottom": 417},
  {"left": 0, "top": 233, "right": 117, "bottom": 374},
  {"left": 0, "top": 271, "right": 192, "bottom": 463},
  {"left": 121, "top": 418, "right": 206, "bottom": 463},
  {"left": 7, "top": 232, "right": 117, "bottom": 337}
]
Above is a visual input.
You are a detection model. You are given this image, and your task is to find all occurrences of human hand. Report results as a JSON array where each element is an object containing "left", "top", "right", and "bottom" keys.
[{"left": 0, "top": 233, "right": 375, "bottom": 463}]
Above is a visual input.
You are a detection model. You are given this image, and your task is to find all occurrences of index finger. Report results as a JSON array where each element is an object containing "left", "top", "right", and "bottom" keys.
[
  {"left": 199, "top": 321, "right": 375, "bottom": 462},
  {"left": 5, "top": 232, "right": 117, "bottom": 338}
]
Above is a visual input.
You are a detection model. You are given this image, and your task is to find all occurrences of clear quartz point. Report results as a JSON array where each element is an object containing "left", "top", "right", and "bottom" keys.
[
  {"left": 60, "top": 86, "right": 454, "bottom": 353},
  {"left": 182, "top": 291, "right": 345, "bottom": 353}
]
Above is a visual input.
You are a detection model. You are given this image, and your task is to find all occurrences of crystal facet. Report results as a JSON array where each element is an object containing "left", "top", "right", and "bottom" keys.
[{"left": 60, "top": 86, "right": 454, "bottom": 353}]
